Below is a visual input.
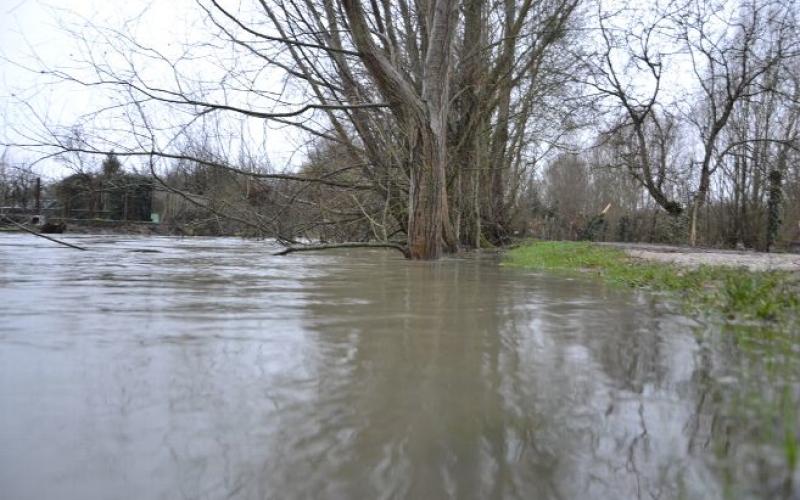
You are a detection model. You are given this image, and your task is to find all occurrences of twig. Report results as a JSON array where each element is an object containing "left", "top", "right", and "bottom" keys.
[
  {"left": 1, "top": 216, "right": 88, "bottom": 251},
  {"left": 274, "top": 241, "right": 409, "bottom": 258}
]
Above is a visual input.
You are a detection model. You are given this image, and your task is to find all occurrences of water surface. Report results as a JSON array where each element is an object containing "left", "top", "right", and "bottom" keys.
[{"left": 1, "top": 234, "right": 797, "bottom": 499}]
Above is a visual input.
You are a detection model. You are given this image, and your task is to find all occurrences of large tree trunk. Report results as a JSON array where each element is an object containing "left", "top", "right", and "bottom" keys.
[
  {"left": 487, "top": 93, "right": 510, "bottom": 244},
  {"left": 424, "top": 0, "right": 459, "bottom": 255},
  {"left": 484, "top": 0, "right": 516, "bottom": 245},
  {"left": 451, "top": 0, "right": 486, "bottom": 249},
  {"left": 407, "top": 125, "right": 446, "bottom": 259},
  {"left": 341, "top": 0, "right": 456, "bottom": 259},
  {"left": 689, "top": 164, "right": 711, "bottom": 247}
]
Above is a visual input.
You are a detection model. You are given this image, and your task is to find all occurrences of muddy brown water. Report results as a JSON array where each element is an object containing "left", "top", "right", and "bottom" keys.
[{"left": 1, "top": 234, "right": 798, "bottom": 500}]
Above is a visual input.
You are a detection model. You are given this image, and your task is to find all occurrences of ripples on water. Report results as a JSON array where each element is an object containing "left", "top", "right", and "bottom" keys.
[{"left": 0, "top": 234, "right": 798, "bottom": 499}]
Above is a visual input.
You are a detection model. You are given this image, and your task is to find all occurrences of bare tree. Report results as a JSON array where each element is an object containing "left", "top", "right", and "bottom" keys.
[
  {"left": 679, "top": 0, "right": 799, "bottom": 245},
  {"left": 7, "top": 0, "right": 582, "bottom": 258}
]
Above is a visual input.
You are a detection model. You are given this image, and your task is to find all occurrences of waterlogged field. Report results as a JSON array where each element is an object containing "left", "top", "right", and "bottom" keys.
[{"left": 1, "top": 234, "right": 798, "bottom": 499}]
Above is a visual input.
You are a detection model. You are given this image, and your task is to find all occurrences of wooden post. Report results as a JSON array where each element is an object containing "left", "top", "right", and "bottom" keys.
[{"left": 35, "top": 177, "right": 41, "bottom": 213}]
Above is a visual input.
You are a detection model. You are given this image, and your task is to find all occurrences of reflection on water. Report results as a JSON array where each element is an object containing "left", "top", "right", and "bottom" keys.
[{"left": 0, "top": 234, "right": 797, "bottom": 499}]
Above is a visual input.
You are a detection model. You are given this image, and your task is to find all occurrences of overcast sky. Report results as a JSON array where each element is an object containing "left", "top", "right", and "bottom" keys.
[
  {"left": 2, "top": 1, "right": 161, "bottom": 177},
  {"left": 1, "top": 0, "right": 301, "bottom": 179},
  {"left": 1, "top": 1, "right": 122, "bottom": 123}
]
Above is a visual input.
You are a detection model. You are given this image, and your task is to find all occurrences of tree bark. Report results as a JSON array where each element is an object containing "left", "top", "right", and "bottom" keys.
[{"left": 341, "top": 0, "right": 457, "bottom": 259}]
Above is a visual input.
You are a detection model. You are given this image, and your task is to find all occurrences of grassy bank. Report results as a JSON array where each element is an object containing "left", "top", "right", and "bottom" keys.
[{"left": 504, "top": 241, "right": 799, "bottom": 326}]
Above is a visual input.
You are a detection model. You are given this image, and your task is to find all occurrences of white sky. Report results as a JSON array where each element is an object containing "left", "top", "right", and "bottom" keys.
[
  {"left": 1, "top": 1, "right": 173, "bottom": 177},
  {"left": 0, "top": 0, "right": 301, "bottom": 179}
]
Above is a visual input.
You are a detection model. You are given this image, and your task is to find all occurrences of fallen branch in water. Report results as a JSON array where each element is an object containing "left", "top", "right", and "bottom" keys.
[
  {"left": 1, "top": 216, "right": 88, "bottom": 251},
  {"left": 274, "top": 241, "right": 409, "bottom": 258}
]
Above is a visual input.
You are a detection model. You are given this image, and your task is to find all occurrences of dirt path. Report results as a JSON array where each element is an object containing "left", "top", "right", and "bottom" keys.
[{"left": 598, "top": 242, "right": 800, "bottom": 272}]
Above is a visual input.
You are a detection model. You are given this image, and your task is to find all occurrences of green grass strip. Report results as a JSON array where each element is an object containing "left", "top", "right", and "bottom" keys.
[{"left": 504, "top": 241, "right": 800, "bottom": 325}]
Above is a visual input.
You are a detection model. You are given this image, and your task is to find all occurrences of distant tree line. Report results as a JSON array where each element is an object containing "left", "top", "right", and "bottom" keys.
[
  {"left": 527, "top": 152, "right": 800, "bottom": 251},
  {"left": 0, "top": 151, "right": 39, "bottom": 212},
  {"left": 53, "top": 152, "right": 154, "bottom": 222}
]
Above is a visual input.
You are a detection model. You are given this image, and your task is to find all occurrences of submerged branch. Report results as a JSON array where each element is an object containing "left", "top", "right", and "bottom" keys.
[
  {"left": 1, "top": 216, "right": 88, "bottom": 251},
  {"left": 274, "top": 241, "right": 409, "bottom": 258}
]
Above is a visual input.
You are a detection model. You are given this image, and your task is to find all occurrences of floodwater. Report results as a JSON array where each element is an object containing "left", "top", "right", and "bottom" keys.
[{"left": 0, "top": 234, "right": 798, "bottom": 500}]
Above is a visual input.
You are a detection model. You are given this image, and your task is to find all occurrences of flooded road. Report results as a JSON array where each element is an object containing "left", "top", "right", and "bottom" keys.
[{"left": 1, "top": 234, "right": 798, "bottom": 499}]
